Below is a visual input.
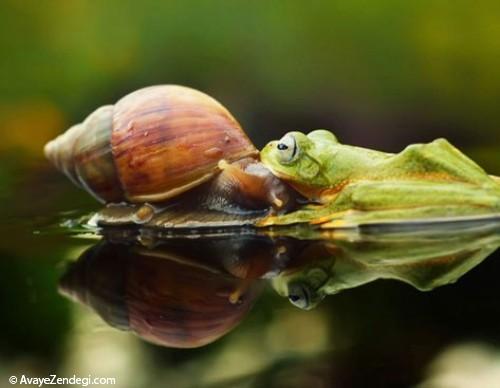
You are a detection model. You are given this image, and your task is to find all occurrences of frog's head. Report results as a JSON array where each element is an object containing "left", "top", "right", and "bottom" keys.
[
  {"left": 272, "top": 261, "right": 333, "bottom": 310},
  {"left": 261, "top": 130, "right": 337, "bottom": 197}
]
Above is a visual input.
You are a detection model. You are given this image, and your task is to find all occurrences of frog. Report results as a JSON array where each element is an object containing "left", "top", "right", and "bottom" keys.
[
  {"left": 272, "top": 221, "right": 500, "bottom": 309},
  {"left": 259, "top": 130, "right": 500, "bottom": 227}
]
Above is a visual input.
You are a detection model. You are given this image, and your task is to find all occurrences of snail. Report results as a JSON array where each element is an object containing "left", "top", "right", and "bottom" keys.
[
  {"left": 45, "top": 85, "right": 295, "bottom": 222},
  {"left": 59, "top": 239, "right": 265, "bottom": 348}
]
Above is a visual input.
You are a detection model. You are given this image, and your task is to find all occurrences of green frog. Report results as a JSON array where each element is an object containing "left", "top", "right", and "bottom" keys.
[
  {"left": 272, "top": 222, "right": 500, "bottom": 309},
  {"left": 259, "top": 130, "right": 500, "bottom": 227}
]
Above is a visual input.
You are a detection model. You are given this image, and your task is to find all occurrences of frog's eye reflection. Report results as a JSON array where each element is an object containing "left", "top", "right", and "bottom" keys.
[
  {"left": 276, "top": 134, "right": 298, "bottom": 164},
  {"left": 288, "top": 283, "right": 311, "bottom": 310}
]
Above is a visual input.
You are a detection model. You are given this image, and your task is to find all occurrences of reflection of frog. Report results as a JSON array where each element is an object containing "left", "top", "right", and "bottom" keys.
[
  {"left": 272, "top": 223, "right": 500, "bottom": 310},
  {"left": 260, "top": 130, "right": 500, "bottom": 226}
]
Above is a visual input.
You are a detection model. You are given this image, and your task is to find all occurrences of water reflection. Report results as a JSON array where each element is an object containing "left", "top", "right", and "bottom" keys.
[
  {"left": 59, "top": 219, "right": 500, "bottom": 348},
  {"left": 59, "top": 239, "right": 265, "bottom": 348},
  {"left": 274, "top": 221, "right": 500, "bottom": 310}
]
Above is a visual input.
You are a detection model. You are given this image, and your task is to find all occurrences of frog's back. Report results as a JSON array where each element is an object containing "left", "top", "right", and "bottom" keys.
[{"left": 321, "top": 144, "right": 391, "bottom": 186}]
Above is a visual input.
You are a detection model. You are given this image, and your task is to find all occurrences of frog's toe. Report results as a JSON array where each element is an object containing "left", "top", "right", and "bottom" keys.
[
  {"left": 320, "top": 219, "right": 357, "bottom": 229},
  {"left": 310, "top": 210, "right": 352, "bottom": 226}
]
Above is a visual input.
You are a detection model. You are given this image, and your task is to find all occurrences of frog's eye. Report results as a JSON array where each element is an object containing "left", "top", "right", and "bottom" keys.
[
  {"left": 287, "top": 283, "right": 311, "bottom": 310},
  {"left": 276, "top": 134, "right": 299, "bottom": 164}
]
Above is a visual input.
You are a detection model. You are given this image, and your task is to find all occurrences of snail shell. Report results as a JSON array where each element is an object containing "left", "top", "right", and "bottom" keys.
[
  {"left": 44, "top": 85, "right": 258, "bottom": 203},
  {"left": 59, "top": 240, "right": 264, "bottom": 348}
]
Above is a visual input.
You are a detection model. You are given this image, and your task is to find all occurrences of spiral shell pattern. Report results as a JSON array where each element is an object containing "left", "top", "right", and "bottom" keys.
[{"left": 44, "top": 85, "right": 258, "bottom": 203}]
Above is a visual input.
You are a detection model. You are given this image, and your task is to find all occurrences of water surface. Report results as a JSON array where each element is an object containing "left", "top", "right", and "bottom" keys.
[
  {"left": 6, "top": 212, "right": 500, "bottom": 387},
  {"left": 1, "top": 161, "right": 500, "bottom": 388}
]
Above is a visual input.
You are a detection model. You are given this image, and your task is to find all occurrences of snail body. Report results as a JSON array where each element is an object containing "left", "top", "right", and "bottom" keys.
[{"left": 45, "top": 85, "right": 293, "bottom": 214}]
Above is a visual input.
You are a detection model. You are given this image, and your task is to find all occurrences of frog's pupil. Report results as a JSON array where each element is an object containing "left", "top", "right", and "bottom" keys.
[
  {"left": 277, "top": 143, "right": 288, "bottom": 151},
  {"left": 289, "top": 294, "right": 300, "bottom": 302}
]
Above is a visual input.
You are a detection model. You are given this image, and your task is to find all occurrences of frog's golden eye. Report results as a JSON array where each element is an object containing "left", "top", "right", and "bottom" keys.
[{"left": 276, "top": 134, "right": 299, "bottom": 164}]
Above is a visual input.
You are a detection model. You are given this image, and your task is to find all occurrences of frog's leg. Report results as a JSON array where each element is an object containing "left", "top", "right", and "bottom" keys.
[
  {"left": 318, "top": 205, "right": 497, "bottom": 228},
  {"left": 312, "top": 180, "right": 500, "bottom": 227},
  {"left": 310, "top": 210, "right": 357, "bottom": 226},
  {"left": 389, "top": 138, "right": 498, "bottom": 187}
]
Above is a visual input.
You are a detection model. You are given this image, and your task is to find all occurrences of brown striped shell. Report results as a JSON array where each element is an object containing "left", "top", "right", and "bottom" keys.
[
  {"left": 59, "top": 240, "right": 263, "bottom": 348},
  {"left": 44, "top": 85, "right": 258, "bottom": 203}
]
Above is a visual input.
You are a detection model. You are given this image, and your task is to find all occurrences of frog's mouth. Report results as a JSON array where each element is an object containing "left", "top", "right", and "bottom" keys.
[
  {"left": 262, "top": 164, "right": 319, "bottom": 200},
  {"left": 261, "top": 162, "right": 295, "bottom": 182}
]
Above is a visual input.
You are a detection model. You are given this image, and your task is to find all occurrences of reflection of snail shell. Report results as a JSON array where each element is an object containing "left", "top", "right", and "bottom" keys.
[
  {"left": 59, "top": 242, "right": 262, "bottom": 348},
  {"left": 44, "top": 85, "right": 258, "bottom": 203}
]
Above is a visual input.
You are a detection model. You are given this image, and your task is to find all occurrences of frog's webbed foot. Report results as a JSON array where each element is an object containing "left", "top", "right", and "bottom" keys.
[
  {"left": 256, "top": 203, "right": 332, "bottom": 227},
  {"left": 310, "top": 210, "right": 358, "bottom": 228}
]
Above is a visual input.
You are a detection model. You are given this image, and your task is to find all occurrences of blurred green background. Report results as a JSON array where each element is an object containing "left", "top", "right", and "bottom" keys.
[
  {"left": 0, "top": 1, "right": 499, "bottom": 387},
  {"left": 1, "top": 0, "right": 500, "bottom": 157}
]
